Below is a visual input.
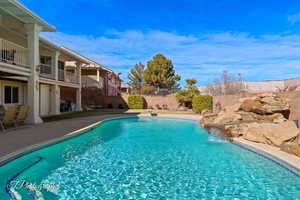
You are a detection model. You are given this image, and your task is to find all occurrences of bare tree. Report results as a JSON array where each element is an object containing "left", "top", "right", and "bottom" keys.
[{"left": 205, "top": 71, "right": 247, "bottom": 96}]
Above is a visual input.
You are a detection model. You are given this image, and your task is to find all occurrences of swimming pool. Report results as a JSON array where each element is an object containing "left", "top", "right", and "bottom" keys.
[{"left": 0, "top": 117, "right": 299, "bottom": 199}]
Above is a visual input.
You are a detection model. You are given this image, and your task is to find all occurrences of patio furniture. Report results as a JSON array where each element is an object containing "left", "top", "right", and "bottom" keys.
[
  {"left": 16, "top": 105, "right": 29, "bottom": 125},
  {"left": 0, "top": 106, "right": 18, "bottom": 131}
]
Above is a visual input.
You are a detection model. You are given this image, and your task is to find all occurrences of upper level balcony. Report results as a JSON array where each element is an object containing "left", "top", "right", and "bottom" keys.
[
  {"left": 0, "top": 38, "right": 29, "bottom": 68},
  {"left": 0, "top": 38, "right": 80, "bottom": 85},
  {"left": 58, "top": 68, "right": 78, "bottom": 84},
  {"left": 39, "top": 63, "right": 54, "bottom": 79}
]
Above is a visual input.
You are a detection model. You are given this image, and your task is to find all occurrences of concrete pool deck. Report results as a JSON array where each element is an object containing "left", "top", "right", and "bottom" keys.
[{"left": 0, "top": 113, "right": 300, "bottom": 175}]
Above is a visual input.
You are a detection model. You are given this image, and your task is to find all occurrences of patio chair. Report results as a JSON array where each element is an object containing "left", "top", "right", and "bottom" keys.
[
  {"left": 0, "top": 106, "right": 18, "bottom": 131},
  {"left": 16, "top": 105, "right": 29, "bottom": 125}
]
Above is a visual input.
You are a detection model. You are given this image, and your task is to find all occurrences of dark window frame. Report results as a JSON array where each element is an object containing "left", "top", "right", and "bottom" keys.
[{"left": 4, "top": 85, "right": 19, "bottom": 104}]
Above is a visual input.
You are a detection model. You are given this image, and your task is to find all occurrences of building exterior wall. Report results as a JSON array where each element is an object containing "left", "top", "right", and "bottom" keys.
[
  {"left": 245, "top": 80, "right": 284, "bottom": 93},
  {"left": 284, "top": 78, "right": 300, "bottom": 88},
  {"left": 199, "top": 78, "right": 300, "bottom": 94},
  {"left": 0, "top": 79, "right": 27, "bottom": 106}
]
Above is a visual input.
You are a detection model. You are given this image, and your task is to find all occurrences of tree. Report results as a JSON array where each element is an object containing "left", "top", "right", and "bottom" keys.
[
  {"left": 205, "top": 70, "right": 246, "bottom": 96},
  {"left": 144, "top": 54, "right": 180, "bottom": 90},
  {"left": 128, "top": 63, "right": 145, "bottom": 93},
  {"left": 176, "top": 78, "right": 200, "bottom": 108}
]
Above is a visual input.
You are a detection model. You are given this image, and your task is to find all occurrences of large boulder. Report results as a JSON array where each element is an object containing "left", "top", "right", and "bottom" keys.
[
  {"left": 240, "top": 99, "right": 265, "bottom": 114},
  {"left": 239, "top": 94, "right": 290, "bottom": 118},
  {"left": 200, "top": 113, "right": 218, "bottom": 126},
  {"left": 224, "top": 103, "right": 242, "bottom": 113},
  {"left": 224, "top": 122, "right": 251, "bottom": 138},
  {"left": 201, "top": 109, "right": 212, "bottom": 115},
  {"left": 213, "top": 112, "right": 242, "bottom": 124},
  {"left": 242, "top": 121, "right": 299, "bottom": 146}
]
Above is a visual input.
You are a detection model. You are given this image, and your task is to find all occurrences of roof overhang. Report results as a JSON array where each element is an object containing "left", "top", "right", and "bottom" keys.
[
  {"left": 39, "top": 38, "right": 89, "bottom": 64},
  {"left": 61, "top": 46, "right": 113, "bottom": 72},
  {"left": 0, "top": 0, "right": 56, "bottom": 32}
]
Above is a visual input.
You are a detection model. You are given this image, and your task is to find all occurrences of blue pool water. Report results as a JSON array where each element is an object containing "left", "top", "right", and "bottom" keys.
[{"left": 0, "top": 117, "right": 299, "bottom": 199}]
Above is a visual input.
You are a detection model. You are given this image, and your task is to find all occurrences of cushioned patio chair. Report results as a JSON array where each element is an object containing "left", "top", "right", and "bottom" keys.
[
  {"left": 16, "top": 105, "right": 29, "bottom": 125},
  {"left": 0, "top": 106, "right": 18, "bottom": 131}
]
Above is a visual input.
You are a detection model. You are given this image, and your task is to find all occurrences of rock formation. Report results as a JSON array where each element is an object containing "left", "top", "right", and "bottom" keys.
[{"left": 200, "top": 93, "right": 300, "bottom": 157}]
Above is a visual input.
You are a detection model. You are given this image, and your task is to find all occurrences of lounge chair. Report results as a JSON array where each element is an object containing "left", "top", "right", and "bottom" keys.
[
  {"left": 16, "top": 105, "right": 29, "bottom": 125},
  {"left": 0, "top": 106, "right": 18, "bottom": 131}
]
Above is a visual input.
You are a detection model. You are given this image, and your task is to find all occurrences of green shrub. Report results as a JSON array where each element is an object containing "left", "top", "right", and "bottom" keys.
[
  {"left": 192, "top": 95, "right": 213, "bottom": 113},
  {"left": 128, "top": 95, "right": 146, "bottom": 109}
]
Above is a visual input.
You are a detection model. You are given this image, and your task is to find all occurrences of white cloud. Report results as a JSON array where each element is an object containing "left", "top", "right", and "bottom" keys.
[
  {"left": 41, "top": 30, "right": 300, "bottom": 85},
  {"left": 288, "top": 12, "right": 300, "bottom": 24}
]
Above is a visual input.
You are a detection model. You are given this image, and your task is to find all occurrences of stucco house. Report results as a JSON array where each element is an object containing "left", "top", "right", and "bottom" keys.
[
  {"left": 0, "top": 0, "right": 90, "bottom": 123},
  {"left": 53, "top": 48, "right": 122, "bottom": 108}
]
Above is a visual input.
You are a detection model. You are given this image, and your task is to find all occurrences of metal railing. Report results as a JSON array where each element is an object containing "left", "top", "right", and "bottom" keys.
[
  {"left": 39, "top": 64, "right": 54, "bottom": 79},
  {"left": 0, "top": 38, "right": 28, "bottom": 67},
  {"left": 65, "top": 71, "right": 78, "bottom": 84},
  {"left": 58, "top": 69, "right": 79, "bottom": 84}
]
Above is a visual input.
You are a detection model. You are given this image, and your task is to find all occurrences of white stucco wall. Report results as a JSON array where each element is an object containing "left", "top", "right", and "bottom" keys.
[{"left": 0, "top": 80, "right": 26, "bottom": 106}]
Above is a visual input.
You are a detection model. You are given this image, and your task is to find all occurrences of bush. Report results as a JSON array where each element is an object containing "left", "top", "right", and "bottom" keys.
[
  {"left": 192, "top": 95, "right": 213, "bottom": 113},
  {"left": 128, "top": 95, "right": 146, "bottom": 109}
]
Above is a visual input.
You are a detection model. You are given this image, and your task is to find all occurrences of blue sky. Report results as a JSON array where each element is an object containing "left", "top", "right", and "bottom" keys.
[{"left": 20, "top": 0, "right": 300, "bottom": 85}]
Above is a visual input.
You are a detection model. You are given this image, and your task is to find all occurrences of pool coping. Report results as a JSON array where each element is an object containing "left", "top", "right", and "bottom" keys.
[{"left": 1, "top": 113, "right": 300, "bottom": 178}]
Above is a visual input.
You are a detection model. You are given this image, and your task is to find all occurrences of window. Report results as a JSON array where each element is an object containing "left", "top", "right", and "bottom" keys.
[
  {"left": 4, "top": 86, "right": 19, "bottom": 104},
  {"left": 40, "top": 56, "right": 52, "bottom": 65},
  {"left": 58, "top": 61, "right": 65, "bottom": 81},
  {"left": 58, "top": 61, "right": 65, "bottom": 70}
]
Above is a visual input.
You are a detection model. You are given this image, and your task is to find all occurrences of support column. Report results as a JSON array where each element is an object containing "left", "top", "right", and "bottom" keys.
[
  {"left": 52, "top": 51, "right": 60, "bottom": 81},
  {"left": 50, "top": 84, "right": 60, "bottom": 115},
  {"left": 96, "top": 69, "right": 100, "bottom": 82},
  {"left": 75, "top": 63, "right": 82, "bottom": 111},
  {"left": 25, "top": 23, "right": 43, "bottom": 124}
]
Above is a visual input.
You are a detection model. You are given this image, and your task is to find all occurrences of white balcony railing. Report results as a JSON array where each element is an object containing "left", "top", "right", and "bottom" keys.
[
  {"left": 58, "top": 69, "right": 78, "bottom": 84},
  {"left": 0, "top": 38, "right": 28, "bottom": 67},
  {"left": 40, "top": 64, "right": 54, "bottom": 79}
]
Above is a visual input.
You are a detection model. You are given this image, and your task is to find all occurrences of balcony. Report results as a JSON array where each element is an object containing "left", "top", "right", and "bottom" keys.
[
  {"left": 0, "top": 38, "right": 28, "bottom": 67},
  {"left": 58, "top": 69, "right": 78, "bottom": 84},
  {"left": 39, "top": 64, "right": 54, "bottom": 79},
  {"left": 65, "top": 71, "right": 78, "bottom": 84}
]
